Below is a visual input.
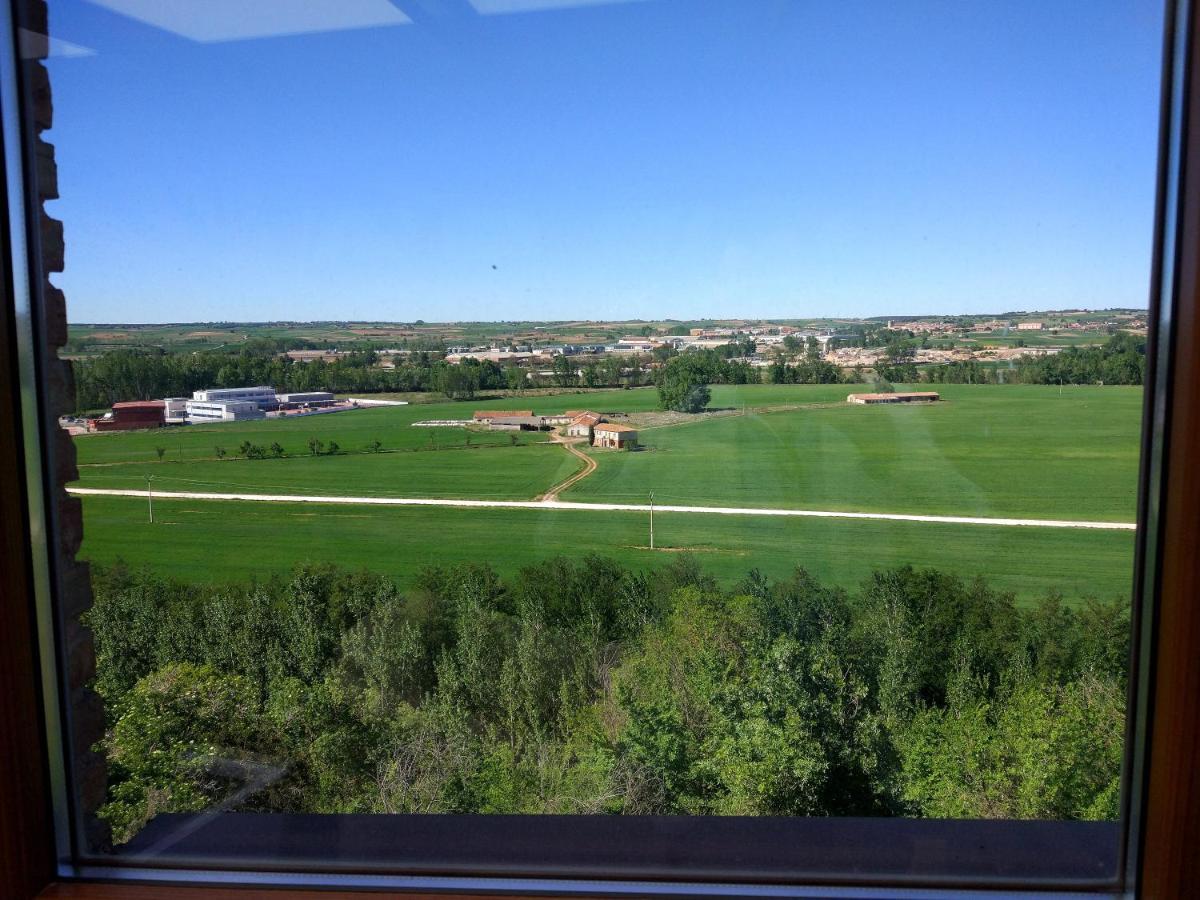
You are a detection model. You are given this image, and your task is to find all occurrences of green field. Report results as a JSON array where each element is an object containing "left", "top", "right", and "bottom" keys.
[
  {"left": 72, "top": 392, "right": 644, "bottom": 500},
  {"left": 72, "top": 384, "right": 1142, "bottom": 521},
  {"left": 79, "top": 495, "right": 1134, "bottom": 603},
  {"left": 71, "top": 383, "right": 1143, "bottom": 601},
  {"left": 567, "top": 384, "right": 1142, "bottom": 521}
]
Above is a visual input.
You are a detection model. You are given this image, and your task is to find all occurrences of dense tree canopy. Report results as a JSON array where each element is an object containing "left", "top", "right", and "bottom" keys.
[
  {"left": 656, "top": 356, "right": 713, "bottom": 412},
  {"left": 87, "top": 558, "right": 1129, "bottom": 842},
  {"left": 1013, "top": 333, "right": 1146, "bottom": 385}
]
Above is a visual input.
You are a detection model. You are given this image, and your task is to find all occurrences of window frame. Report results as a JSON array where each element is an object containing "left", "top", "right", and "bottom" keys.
[{"left": 2, "top": 0, "right": 1198, "bottom": 895}]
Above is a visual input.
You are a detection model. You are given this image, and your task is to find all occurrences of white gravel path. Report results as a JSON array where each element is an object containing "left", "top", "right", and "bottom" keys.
[{"left": 67, "top": 487, "right": 1136, "bottom": 531}]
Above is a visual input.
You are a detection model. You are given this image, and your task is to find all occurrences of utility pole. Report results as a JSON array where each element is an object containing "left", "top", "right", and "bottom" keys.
[
  {"left": 649, "top": 490, "right": 654, "bottom": 550},
  {"left": 146, "top": 474, "right": 155, "bottom": 524}
]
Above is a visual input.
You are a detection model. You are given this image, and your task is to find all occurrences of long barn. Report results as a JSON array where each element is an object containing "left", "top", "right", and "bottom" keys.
[{"left": 847, "top": 392, "right": 941, "bottom": 405}]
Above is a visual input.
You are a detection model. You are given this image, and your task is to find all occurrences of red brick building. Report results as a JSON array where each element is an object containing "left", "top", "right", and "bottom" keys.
[{"left": 87, "top": 400, "right": 165, "bottom": 432}]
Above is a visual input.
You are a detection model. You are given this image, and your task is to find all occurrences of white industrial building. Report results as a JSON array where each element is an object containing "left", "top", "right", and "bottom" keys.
[
  {"left": 162, "top": 397, "right": 189, "bottom": 424},
  {"left": 191, "top": 386, "right": 277, "bottom": 408},
  {"left": 276, "top": 391, "right": 336, "bottom": 406},
  {"left": 185, "top": 400, "right": 266, "bottom": 423}
]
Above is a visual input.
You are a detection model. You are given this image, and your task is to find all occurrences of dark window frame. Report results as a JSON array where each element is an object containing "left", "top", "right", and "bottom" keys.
[{"left": 2, "top": 0, "right": 1198, "bottom": 895}]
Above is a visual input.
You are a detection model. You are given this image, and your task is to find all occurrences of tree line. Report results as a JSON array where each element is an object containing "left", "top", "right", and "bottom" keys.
[
  {"left": 1011, "top": 333, "right": 1145, "bottom": 385},
  {"left": 72, "top": 333, "right": 1146, "bottom": 413},
  {"left": 86, "top": 557, "right": 1128, "bottom": 843}
]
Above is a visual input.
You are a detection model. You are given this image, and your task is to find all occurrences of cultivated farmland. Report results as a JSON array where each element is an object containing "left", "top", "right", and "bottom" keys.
[
  {"left": 70, "top": 383, "right": 1143, "bottom": 603},
  {"left": 79, "top": 495, "right": 1134, "bottom": 602}
]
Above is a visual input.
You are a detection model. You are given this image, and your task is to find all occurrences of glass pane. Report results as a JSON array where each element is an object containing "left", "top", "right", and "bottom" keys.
[{"left": 37, "top": 0, "right": 1161, "bottom": 884}]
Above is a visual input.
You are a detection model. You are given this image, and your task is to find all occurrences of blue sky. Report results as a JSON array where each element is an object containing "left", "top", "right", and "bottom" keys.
[{"left": 46, "top": 0, "right": 1164, "bottom": 323}]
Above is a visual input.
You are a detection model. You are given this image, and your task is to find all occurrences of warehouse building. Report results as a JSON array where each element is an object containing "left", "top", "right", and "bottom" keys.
[
  {"left": 277, "top": 391, "right": 336, "bottom": 408},
  {"left": 487, "top": 415, "right": 552, "bottom": 432},
  {"left": 846, "top": 391, "right": 941, "bottom": 405},
  {"left": 162, "top": 397, "right": 189, "bottom": 424},
  {"left": 185, "top": 399, "right": 266, "bottom": 423},
  {"left": 472, "top": 410, "right": 533, "bottom": 425},
  {"left": 192, "top": 386, "right": 277, "bottom": 408},
  {"left": 593, "top": 423, "right": 638, "bottom": 449},
  {"left": 87, "top": 401, "right": 165, "bottom": 432}
]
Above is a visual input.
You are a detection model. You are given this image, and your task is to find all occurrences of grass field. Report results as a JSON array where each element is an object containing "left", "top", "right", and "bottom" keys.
[
  {"left": 565, "top": 384, "right": 1142, "bottom": 521},
  {"left": 72, "top": 383, "right": 1143, "bottom": 602},
  {"left": 72, "top": 384, "right": 1142, "bottom": 519},
  {"left": 78, "top": 495, "right": 1135, "bottom": 603}
]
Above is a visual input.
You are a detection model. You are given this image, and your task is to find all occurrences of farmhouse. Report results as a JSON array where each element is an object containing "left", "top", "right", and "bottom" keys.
[
  {"left": 566, "top": 411, "right": 602, "bottom": 439},
  {"left": 846, "top": 392, "right": 941, "bottom": 405},
  {"left": 593, "top": 422, "right": 638, "bottom": 449},
  {"left": 472, "top": 410, "right": 533, "bottom": 425},
  {"left": 1017, "top": 322, "right": 1045, "bottom": 331}
]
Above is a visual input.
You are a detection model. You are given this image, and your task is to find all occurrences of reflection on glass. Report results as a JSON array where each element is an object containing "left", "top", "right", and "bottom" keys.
[{"left": 42, "top": 0, "right": 1158, "bottom": 875}]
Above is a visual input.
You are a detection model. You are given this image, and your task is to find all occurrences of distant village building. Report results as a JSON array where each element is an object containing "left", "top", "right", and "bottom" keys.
[
  {"left": 612, "top": 338, "right": 658, "bottom": 353},
  {"left": 286, "top": 350, "right": 345, "bottom": 363},
  {"left": 445, "top": 350, "right": 541, "bottom": 364},
  {"left": 846, "top": 392, "right": 941, "bottom": 405},
  {"left": 593, "top": 423, "right": 638, "bottom": 449},
  {"left": 1017, "top": 322, "right": 1045, "bottom": 331}
]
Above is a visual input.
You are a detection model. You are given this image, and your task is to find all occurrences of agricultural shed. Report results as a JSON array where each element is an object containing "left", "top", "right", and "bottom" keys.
[
  {"left": 472, "top": 410, "right": 533, "bottom": 424},
  {"left": 846, "top": 392, "right": 940, "bottom": 405},
  {"left": 488, "top": 416, "right": 551, "bottom": 431}
]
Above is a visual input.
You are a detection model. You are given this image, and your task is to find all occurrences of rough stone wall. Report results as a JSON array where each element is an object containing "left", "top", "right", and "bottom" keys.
[{"left": 20, "top": 0, "right": 110, "bottom": 852}]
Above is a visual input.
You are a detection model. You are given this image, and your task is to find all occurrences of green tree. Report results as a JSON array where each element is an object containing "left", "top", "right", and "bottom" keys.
[
  {"left": 552, "top": 354, "right": 575, "bottom": 387},
  {"left": 269, "top": 442, "right": 285, "bottom": 458},
  {"left": 897, "top": 670, "right": 1123, "bottom": 819},
  {"left": 99, "top": 663, "right": 274, "bottom": 844},
  {"left": 155, "top": 446, "right": 166, "bottom": 461},
  {"left": 434, "top": 364, "right": 480, "bottom": 400},
  {"left": 504, "top": 365, "right": 526, "bottom": 392},
  {"left": 655, "top": 357, "right": 711, "bottom": 413}
]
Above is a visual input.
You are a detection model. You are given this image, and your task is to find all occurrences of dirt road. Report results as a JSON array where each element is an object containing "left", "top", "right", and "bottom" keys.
[
  {"left": 67, "top": 487, "right": 1136, "bottom": 531},
  {"left": 538, "top": 435, "right": 598, "bottom": 500}
]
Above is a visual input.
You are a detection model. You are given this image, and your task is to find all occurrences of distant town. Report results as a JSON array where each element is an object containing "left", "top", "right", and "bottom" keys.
[{"left": 62, "top": 309, "right": 1147, "bottom": 425}]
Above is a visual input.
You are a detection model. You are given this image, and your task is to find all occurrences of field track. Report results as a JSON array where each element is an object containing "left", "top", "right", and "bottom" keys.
[
  {"left": 539, "top": 436, "right": 597, "bottom": 500},
  {"left": 67, "top": 487, "right": 1136, "bottom": 531}
]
